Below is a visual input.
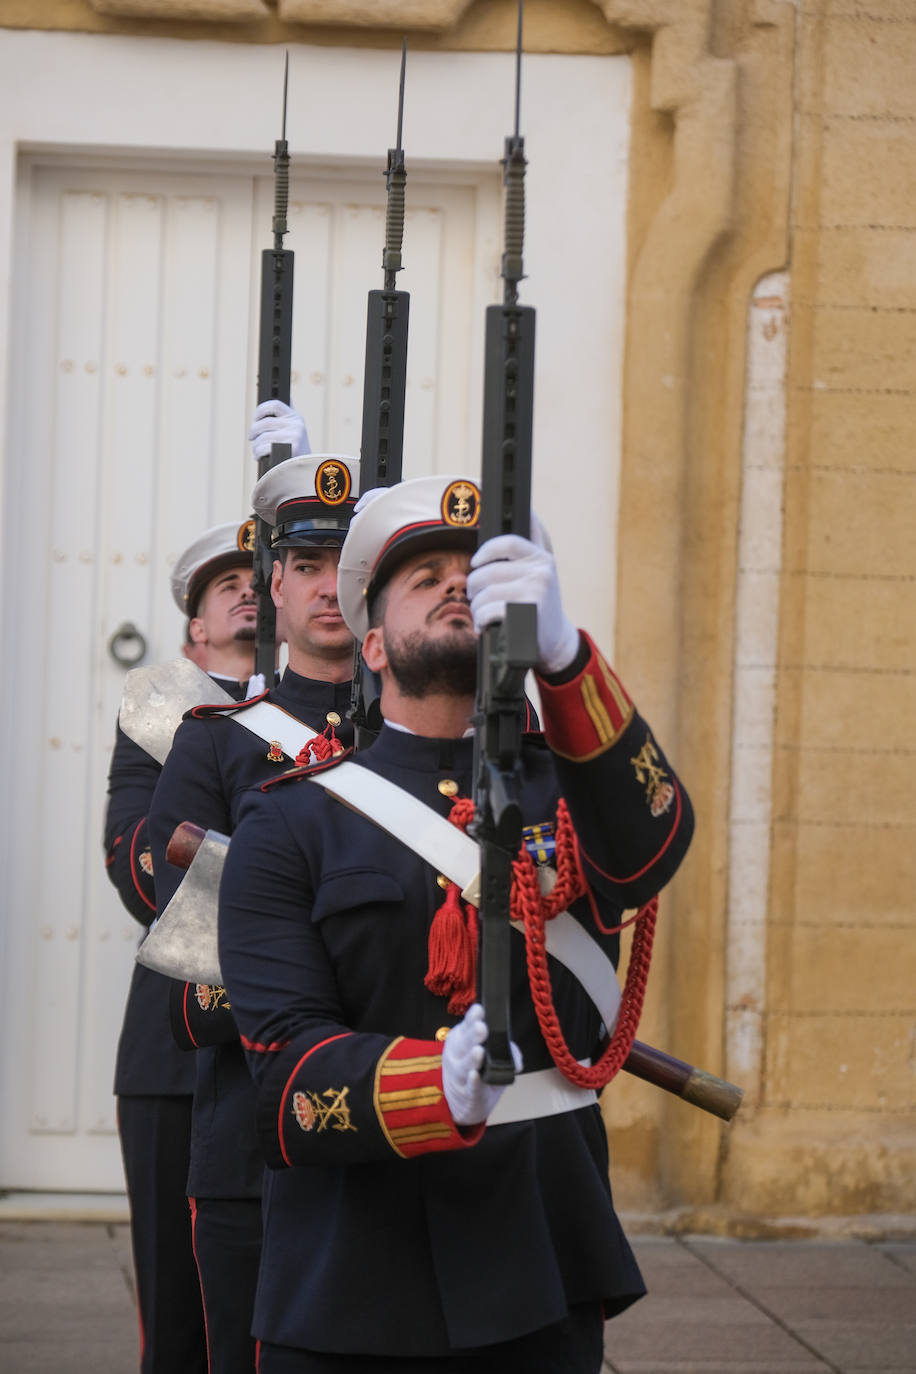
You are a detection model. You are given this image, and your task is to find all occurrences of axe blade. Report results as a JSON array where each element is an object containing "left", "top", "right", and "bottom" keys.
[
  {"left": 118, "top": 658, "right": 235, "bottom": 764},
  {"left": 136, "top": 829, "right": 229, "bottom": 984}
]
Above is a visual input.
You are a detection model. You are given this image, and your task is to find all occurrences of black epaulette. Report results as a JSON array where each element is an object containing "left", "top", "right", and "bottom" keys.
[
  {"left": 185, "top": 690, "right": 270, "bottom": 722},
  {"left": 260, "top": 745, "right": 355, "bottom": 792}
]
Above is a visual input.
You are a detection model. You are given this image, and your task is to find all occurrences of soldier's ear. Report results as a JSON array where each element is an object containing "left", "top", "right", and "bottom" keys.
[
  {"left": 270, "top": 557, "right": 284, "bottom": 609},
  {"left": 362, "top": 626, "right": 387, "bottom": 673},
  {"left": 188, "top": 616, "right": 207, "bottom": 646}
]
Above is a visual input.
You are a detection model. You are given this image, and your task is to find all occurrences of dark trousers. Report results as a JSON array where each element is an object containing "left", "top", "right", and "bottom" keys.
[
  {"left": 256, "top": 1304, "right": 605, "bottom": 1374},
  {"left": 117, "top": 1094, "right": 207, "bottom": 1374},
  {"left": 191, "top": 1194, "right": 262, "bottom": 1374}
]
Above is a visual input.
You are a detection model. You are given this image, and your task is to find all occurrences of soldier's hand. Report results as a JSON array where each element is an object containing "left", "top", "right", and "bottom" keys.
[
  {"left": 441, "top": 1003, "right": 523, "bottom": 1127},
  {"left": 353, "top": 487, "right": 388, "bottom": 517},
  {"left": 248, "top": 400, "right": 311, "bottom": 461},
  {"left": 467, "top": 519, "right": 579, "bottom": 675}
]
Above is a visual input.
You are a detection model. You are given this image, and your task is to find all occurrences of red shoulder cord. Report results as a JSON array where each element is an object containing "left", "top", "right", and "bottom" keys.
[
  {"left": 294, "top": 720, "right": 343, "bottom": 766},
  {"left": 440, "top": 797, "right": 657, "bottom": 1091}
]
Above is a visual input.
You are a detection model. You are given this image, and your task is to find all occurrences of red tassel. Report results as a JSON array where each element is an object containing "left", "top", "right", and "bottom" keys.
[{"left": 425, "top": 883, "right": 475, "bottom": 1011}]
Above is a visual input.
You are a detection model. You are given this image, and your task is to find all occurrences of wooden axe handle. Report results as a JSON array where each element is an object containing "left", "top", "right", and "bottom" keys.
[{"left": 166, "top": 821, "right": 207, "bottom": 871}]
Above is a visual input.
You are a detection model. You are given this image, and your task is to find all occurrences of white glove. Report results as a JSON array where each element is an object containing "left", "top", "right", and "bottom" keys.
[
  {"left": 441, "top": 1003, "right": 523, "bottom": 1127},
  {"left": 248, "top": 400, "right": 310, "bottom": 461},
  {"left": 245, "top": 672, "right": 266, "bottom": 699},
  {"left": 466, "top": 518, "right": 579, "bottom": 675},
  {"left": 353, "top": 486, "right": 389, "bottom": 517}
]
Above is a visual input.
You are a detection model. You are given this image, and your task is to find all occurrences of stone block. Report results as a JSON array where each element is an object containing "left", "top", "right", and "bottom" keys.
[
  {"left": 737, "top": 465, "right": 785, "bottom": 571},
  {"left": 793, "top": 743, "right": 916, "bottom": 828},
  {"left": 820, "top": 119, "right": 916, "bottom": 227},
  {"left": 810, "top": 305, "right": 916, "bottom": 394},
  {"left": 90, "top": 0, "right": 268, "bottom": 17},
  {"left": 794, "top": 662, "right": 916, "bottom": 752},
  {"left": 729, "top": 819, "right": 771, "bottom": 925},
  {"left": 733, "top": 666, "right": 777, "bottom": 751},
  {"left": 766, "top": 1014, "right": 916, "bottom": 1111},
  {"left": 794, "top": 1318, "right": 916, "bottom": 1369},
  {"left": 730, "top": 738, "right": 774, "bottom": 825},
  {"left": 787, "top": 819, "right": 916, "bottom": 927},
  {"left": 720, "top": 1109, "right": 916, "bottom": 1215},
  {"left": 824, "top": 1, "right": 916, "bottom": 17},
  {"left": 808, "top": 391, "right": 916, "bottom": 473},
  {"left": 752, "top": 1284, "right": 916, "bottom": 1323},
  {"left": 822, "top": 15, "right": 916, "bottom": 118},
  {"left": 877, "top": 1242, "right": 916, "bottom": 1276},
  {"left": 685, "top": 1237, "right": 913, "bottom": 1288},
  {"left": 785, "top": 925, "right": 915, "bottom": 1015},
  {"left": 800, "top": 575, "right": 916, "bottom": 672},
  {"left": 604, "top": 1290, "right": 823, "bottom": 1369},
  {"left": 278, "top": 0, "right": 472, "bottom": 28},
  {"left": 629, "top": 1237, "right": 739, "bottom": 1296},
  {"left": 813, "top": 227, "right": 916, "bottom": 311},
  {"left": 735, "top": 570, "right": 781, "bottom": 669}
]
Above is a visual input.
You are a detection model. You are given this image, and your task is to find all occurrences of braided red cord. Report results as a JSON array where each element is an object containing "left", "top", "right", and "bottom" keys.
[
  {"left": 448, "top": 797, "right": 476, "bottom": 831},
  {"left": 449, "top": 796, "right": 658, "bottom": 1091},
  {"left": 294, "top": 721, "right": 343, "bottom": 767},
  {"left": 518, "top": 840, "right": 657, "bottom": 1089}
]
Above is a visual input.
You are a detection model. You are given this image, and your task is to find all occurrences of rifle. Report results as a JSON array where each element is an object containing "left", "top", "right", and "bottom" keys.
[
  {"left": 252, "top": 52, "right": 295, "bottom": 683},
  {"left": 471, "top": 3, "right": 537, "bottom": 1085},
  {"left": 349, "top": 40, "right": 410, "bottom": 750}
]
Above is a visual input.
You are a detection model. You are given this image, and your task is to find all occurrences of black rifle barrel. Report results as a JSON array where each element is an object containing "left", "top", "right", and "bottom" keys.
[
  {"left": 253, "top": 53, "right": 295, "bottom": 683},
  {"left": 473, "top": 1, "right": 536, "bottom": 1086},
  {"left": 351, "top": 42, "right": 410, "bottom": 750}
]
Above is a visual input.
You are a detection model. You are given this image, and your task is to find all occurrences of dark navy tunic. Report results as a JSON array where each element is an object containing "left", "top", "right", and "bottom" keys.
[
  {"left": 218, "top": 634, "right": 694, "bottom": 1358},
  {"left": 105, "top": 725, "right": 192, "bottom": 1096},
  {"left": 147, "top": 667, "right": 354, "bottom": 1200},
  {"left": 107, "top": 676, "right": 248, "bottom": 1094}
]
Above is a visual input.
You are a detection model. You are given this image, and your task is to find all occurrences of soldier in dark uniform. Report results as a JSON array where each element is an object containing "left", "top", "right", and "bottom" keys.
[
  {"left": 106, "top": 519, "right": 262, "bottom": 1374},
  {"left": 147, "top": 453, "right": 360, "bottom": 1374},
  {"left": 217, "top": 474, "right": 695, "bottom": 1373}
]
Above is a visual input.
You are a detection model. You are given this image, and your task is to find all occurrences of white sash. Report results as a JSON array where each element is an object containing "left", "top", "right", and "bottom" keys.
[
  {"left": 229, "top": 700, "right": 318, "bottom": 760},
  {"left": 308, "top": 761, "right": 621, "bottom": 1125}
]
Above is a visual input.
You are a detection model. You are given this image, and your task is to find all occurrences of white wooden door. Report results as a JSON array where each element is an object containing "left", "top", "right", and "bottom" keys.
[{"left": 0, "top": 156, "right": 487, "bottom": 1192}]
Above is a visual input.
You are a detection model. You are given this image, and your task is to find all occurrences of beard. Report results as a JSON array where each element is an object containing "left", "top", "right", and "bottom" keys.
[
  {"left": 383, "top": 623, "right": 477, "bottom": 699},
  {"left": 233, "top": 623, "right": 257, "bottom": 643}
]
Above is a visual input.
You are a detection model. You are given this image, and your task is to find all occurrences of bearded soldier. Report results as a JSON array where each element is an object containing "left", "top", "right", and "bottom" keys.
[{"left": 217, "top": 475, "right": 694, "bottom": 1373}]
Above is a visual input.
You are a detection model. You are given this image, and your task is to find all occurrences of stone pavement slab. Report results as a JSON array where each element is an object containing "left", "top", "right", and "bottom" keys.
[
  {"left": 602, "top": 1237, "right": 916, "bottom": 1374},
  {"left": 0, "top": 1220, "right": 137, "bottom": 1374}
]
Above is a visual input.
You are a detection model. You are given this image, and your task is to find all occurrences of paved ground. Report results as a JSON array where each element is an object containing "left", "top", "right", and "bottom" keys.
[{"left": 0, "top": 1216, "right": 914, "bottom": 1372}]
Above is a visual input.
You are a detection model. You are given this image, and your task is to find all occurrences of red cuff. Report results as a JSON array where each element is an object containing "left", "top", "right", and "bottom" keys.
[
  {"left": 536, "top": 632, "right": 634, "bottom": 762},
  {"left": 374, "top": 1037, "right": 484, "bottom": 1159}
]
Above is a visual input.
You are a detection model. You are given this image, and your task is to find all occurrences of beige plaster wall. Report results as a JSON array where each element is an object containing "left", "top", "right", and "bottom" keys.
[{"left": 2, "top": 0, "right": 913, "bottom": 1225}]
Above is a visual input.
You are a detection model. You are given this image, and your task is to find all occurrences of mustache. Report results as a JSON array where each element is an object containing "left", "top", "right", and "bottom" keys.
[{"left": 426, "top": 595, "right": 470, "bottom": 624}]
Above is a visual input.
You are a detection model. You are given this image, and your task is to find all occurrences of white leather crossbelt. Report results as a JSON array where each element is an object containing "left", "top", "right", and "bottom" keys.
[
  {"left": 308, "top": 761, "right": 619, "bottom": 1124},
  {"left": 231, "top": 700, "right": 317, "bottom": 760},
  {"left": 487, "top": 1065, "right": 597, "bottom": 1126}
]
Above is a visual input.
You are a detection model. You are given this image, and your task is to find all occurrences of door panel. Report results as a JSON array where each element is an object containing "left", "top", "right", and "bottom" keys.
[{"left": 1, "top": 156, "right": 487, "bottom": 1191}]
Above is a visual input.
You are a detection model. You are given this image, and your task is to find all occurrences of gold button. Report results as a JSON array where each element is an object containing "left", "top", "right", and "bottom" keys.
[
  {"left": 438, "top": 778, "right": 458, "bottom": 797},
  {"left": 435, "top": 1026, "right": 450, "bottom": 1042},
  {"left": 326, "top": 711, "right": 341, "bottom": 727},
  {"left": 436, "top": 874, "right": 450, "bottom": 890}
]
